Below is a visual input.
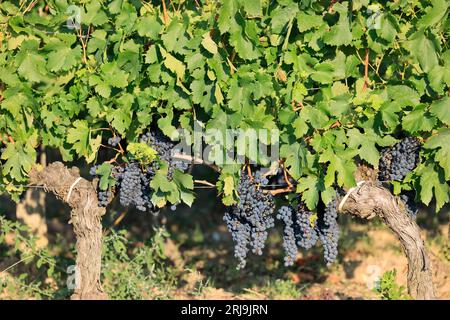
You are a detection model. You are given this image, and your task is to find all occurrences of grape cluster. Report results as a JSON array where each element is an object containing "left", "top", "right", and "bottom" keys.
[
  {"left": 98, "top": 190, "right": 113, "bottom": 207},
  {"left": 140, "top": 131, "right": 190, "bottom": 179},
  {"left": 400, "top": 191, "right": 418, "bottom": 219},
  {"left": 117, "top": 162, "right": 146, "bottom": 211},
  {"left": 276, "top": 206, "right": 298, "bottom": 266},
  {"left": 224, "top": 170, "right": 275, "bottom": 269},
  {"left": 90, "top": 160, "right": 159, "bottom": 213},
  {"left": 295, "top": 202, "right": 318, "bottom": 250},
  {"left": 379, "top": 137, "right": 421, "bottom": 181},
  {"left": 223, "top": 209, "right": 252, "bottom": 269},
  {"left": 316, "top": 197, "right": 340, "bottom": 265},
  {"left": 277, "top": 196, "right": 340, "bottom": 266},
  {"left": 115, "top": 161, "right": 158, "bottom": 213},
  {"left": 377, "top": 137, "right": 420, "bottom": 219},
  {"left": 108, "top": 136, "right": 121, "bottom": 147}
]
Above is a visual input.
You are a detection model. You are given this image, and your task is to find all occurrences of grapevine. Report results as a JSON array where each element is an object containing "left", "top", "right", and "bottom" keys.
[{"left": 0, "top": 0, "right": 447, "bottom": 300}]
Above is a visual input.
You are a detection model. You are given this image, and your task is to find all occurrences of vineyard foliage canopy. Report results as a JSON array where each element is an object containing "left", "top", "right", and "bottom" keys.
[{"left": 0, "top": 0, "right": 449, "bottom": 212}]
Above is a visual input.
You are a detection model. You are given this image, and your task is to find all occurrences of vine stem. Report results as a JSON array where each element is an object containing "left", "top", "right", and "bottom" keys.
[
  {"left": 281, "top": 161, "right": 293, "bottom": 189},
  {"left": 363, "top": 48, "right": 369, "bottom": 91},
  {"left": 172, "top": 153, "right": 220, "bottom": 172},
  {"left": 265, "top": 186, "right": 294, "bottom": 196},
  {"left": 246, "top": 162, "right": 253, "bottom": 181},
  {"left": 77, "top": 26, "right": 91, "bottom": 72},
  {"left": 292, "top": 100, "right": 304, "bottom": 112},
  {"left": 162, "top": 0, "right": 169, "bottom": 25},
  {"left": 112, "top": 210, "right": 128, "bottom": 227},
  {"left": 262, "top": 164, "right": 279, "bottom": 177},
  {"left": 90, "top": 128, "right": 111, "bottom": 132},
  {"left": 0, "top": 135, "right": 14, "bottom": 144},
  {"left": 194, "top": 180, "right": 216, "bottom": 187}
]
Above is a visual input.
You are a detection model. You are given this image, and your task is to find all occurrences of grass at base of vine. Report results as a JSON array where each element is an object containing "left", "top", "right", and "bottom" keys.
[{"left": 0, "top": 217, "right": 178, "bottom": 300}]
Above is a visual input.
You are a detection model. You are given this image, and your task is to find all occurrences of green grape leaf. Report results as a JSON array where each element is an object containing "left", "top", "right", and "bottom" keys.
[
  {"left": 297, "top": 12, "right": 323, "bottom": 32},
  {"left": 417, "top": 0, "right": 448, "bottom": 28},
  {"left": 160, "top": 46, "right": 186, "bottom": 81},
  {"left": 419, "top": 165, "right": 449, "bottom": 211},
  {"left": 423, "top": 129, "right": 450, "bottom": 179},
  {"left": 402, "top": 105, "right": 436, "bottom": 133},
  {"left": 223, "top": 176, "right": 235, "bottom": 197},
  {"left": 17, "top": 52, "right": 48, "bottom": 83},
  {"left": 201, "top": 32, "right": 218, "bottom": 54},
  {"left": 296, "top": 175, "right": 320, "bottom": 210},
  {"left": 67, "top": 120, "right": 90, "bottom": 157},
  {"left": 136, "top": 16, "right": 162, "bottom": 39},
  {"left": 173, "top": 170, "right": 195, "bottom": 206},
  {"left": 429, "top": 97, "right": 450, "bottom": 125},
  {"left": 96, "top": 163, "right": 114, "bottom": 190},
  {"left": 322, "top": 3, "right": 352, "bottom": 46},
  {"left": 151, "top": 170, "right": 180, "bottom": 207},
  {"left": 406, "top": 30, "right": 439, "bottom": 73},
  {"left": 280, "top": 142, "right": 306, "bottom": 180},
  {"left": 243, "top": 0, "right": 262, "bottom": 17},
  {"left": 320, "top": 148, "right": 356, "bottom": 188},
  {"left": 1, "top": 142, "right": 36, "bottom": 182}
]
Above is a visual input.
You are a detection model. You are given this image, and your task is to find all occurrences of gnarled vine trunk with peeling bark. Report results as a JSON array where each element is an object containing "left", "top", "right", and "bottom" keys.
[
  {"left": 29, "top": 162, "right": 107, "bottom": 300},
  {"left": 338, "top": 167, "right": 436, "bottom": 299}
]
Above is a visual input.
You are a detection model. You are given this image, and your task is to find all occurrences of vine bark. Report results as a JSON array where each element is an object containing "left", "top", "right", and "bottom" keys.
[
  {"left": 29, "top": 162, "right": 107, "bottom": 300},
  {"left": 338, "top": 167, "right": 436, "bottom": 299}
]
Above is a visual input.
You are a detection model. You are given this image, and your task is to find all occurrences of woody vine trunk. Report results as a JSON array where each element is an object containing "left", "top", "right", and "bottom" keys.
[
  {"left": 29, "top": 162, "right": 107, "bottom": 300},
  {"left": 338, "top": 167, "right": 436, "bottom": 299}
]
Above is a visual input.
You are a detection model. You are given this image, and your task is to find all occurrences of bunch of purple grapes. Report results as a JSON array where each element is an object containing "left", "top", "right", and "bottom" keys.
[
  {"left": 316, "top": 197, "right": 340, "bottom": 265},
  {"left": 378, "top": 137, "right": 420, "bottom": 219},
  {"left": 90, "top": 130, "right": 191, "bottom": 212},
  {"left": 295, "top": 201, "right": 319, "bottom": 250},
  {"left": 224, "top": 170, "right": 275, "bottom": 269},
  {"left": 276, "top": 205, "right": 298, "bottom": 266},
  {"left": 277, "top": 195, "right": 340, "bottom": 266},
  {"left": 90, "top": 161, "right": 158, "bottom": 213},
  {"left": 378, "top": 137, "right": 421, "bottom": 181},
  {"left": 115, "top": 162, "right": 152, "bottom": 212}
]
